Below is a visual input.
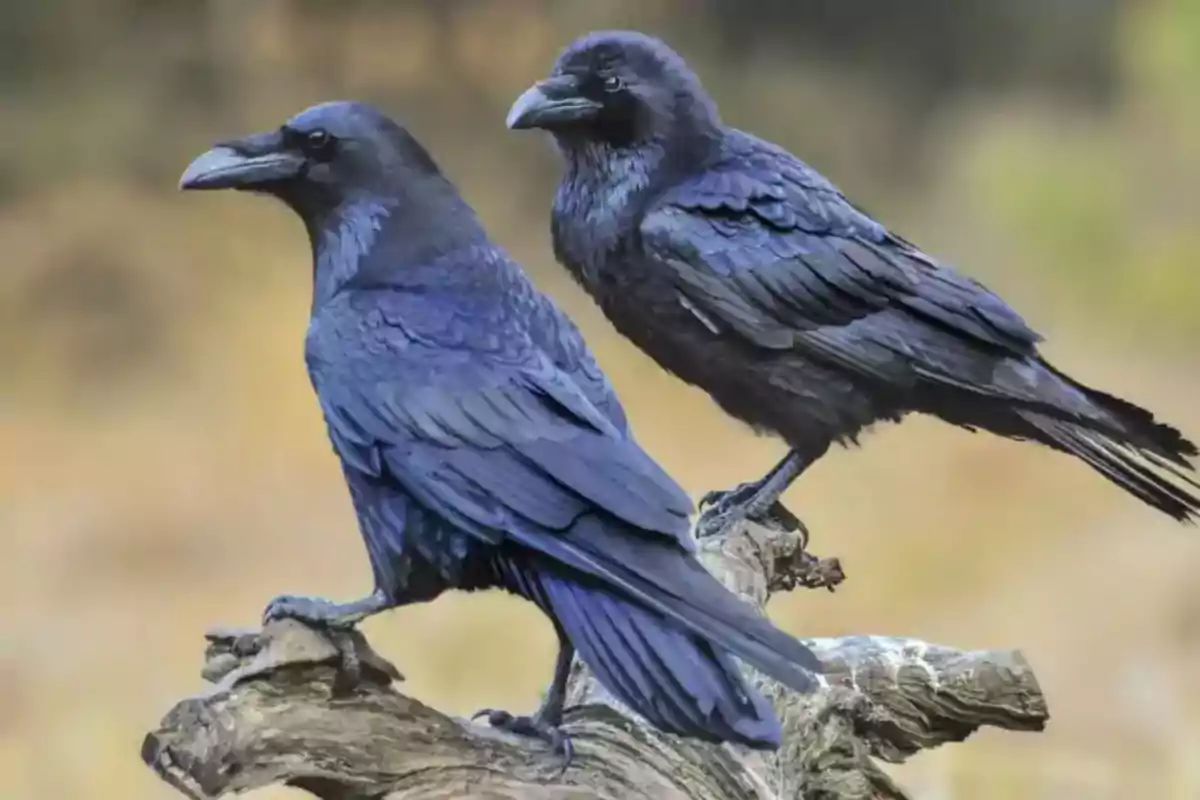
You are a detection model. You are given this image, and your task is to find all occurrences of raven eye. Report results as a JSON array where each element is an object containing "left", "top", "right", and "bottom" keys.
[
  {"left": 602, "top": 75, "right": 624, "bottom": 93},
  {"left": 303, "top": 129, "right": 335, "bottom": 159}
]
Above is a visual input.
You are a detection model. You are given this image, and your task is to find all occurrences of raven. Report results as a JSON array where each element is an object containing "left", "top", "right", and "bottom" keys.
[
  {"left": 507, "top": 30, "right": 1200, "bottom": 536},
  {"left": 178, "top": 100, "right": 821, "bottom": 755}
]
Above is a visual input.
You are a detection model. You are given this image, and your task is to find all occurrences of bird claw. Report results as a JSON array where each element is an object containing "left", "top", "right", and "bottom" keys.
[
  {"left": 261, "top": 594, "right": 376, "bottom": 691},
  {"left": 262, "top": 594, "right": 360, "bottom": 629},
  {"left": 697, "top": 486, "right": 808, "bottom": 545},
  {"left": 756, "top": 501, "right": 806, "bottom": 541},
  {"left": 696, "top": 482, "right": 760, "bottom": 538},
  {"left": 698, "top": 481, "right": 758, "bottom": 513},
  {"left": 472, "top": 708, "right": 574, "bottom": 774}
]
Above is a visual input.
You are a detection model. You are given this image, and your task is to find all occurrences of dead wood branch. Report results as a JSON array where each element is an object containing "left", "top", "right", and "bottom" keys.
[{"left": 143, "top": 520, "right": 1048, "bottom": 799}]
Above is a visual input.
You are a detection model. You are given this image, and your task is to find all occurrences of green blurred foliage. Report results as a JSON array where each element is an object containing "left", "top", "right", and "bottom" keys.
[
  {"left": 945, "top": 1, "right": 1200, "bottom": 346},
  {"left": 1, "top": 2, "right": 1198, "bottom": 799}
]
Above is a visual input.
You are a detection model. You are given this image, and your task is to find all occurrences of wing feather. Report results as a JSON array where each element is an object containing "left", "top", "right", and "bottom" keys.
[
  {"left": 318, "top": 337, "right": 694, "bottom": 553},
  {"left": 640, "top": 134, "right": 1043, "bottom": 381}
]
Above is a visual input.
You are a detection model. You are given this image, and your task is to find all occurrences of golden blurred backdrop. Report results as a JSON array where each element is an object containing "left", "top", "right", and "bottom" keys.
[{"left": 2, "top": 1, "right": 1199, "bottom": 797}]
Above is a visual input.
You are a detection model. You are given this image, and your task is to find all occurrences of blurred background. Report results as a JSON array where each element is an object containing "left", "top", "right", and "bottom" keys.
[{"left": 3, "top": 1, "right": 1199, "bottom": 797}]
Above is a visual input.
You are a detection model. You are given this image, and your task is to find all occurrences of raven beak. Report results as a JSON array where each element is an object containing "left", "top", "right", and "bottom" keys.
[
  {"left": 506, "top": 76, "right": 601, "bottom": 130},
  {"left": 179, "top": 139, "right": 304, "bottom": 191}
]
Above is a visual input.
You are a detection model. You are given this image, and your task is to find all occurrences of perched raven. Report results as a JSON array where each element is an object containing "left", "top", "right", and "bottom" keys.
[
  {"left": 178, "top": 101, "right": 821, "bottom": 754},
  {"left": 507, "top": 30, "right": 1200, "bottom": 535}
]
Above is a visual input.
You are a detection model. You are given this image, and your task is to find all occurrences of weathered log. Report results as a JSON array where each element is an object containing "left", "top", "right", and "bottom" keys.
[{"left": 142, "top": 520, "right": 1048, "bottom": 799}]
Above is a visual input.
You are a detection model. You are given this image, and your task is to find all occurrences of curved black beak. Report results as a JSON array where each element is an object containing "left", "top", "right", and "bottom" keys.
[
  {"left": 179, "top": 132, "right": 304, "bottom": 191},
  {"left": 506, "top": 76, "right": 602, "bottom": 131}
]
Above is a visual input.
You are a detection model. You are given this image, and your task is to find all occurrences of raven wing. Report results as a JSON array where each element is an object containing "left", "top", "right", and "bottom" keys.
[
  {"left": 312, "top": 289, "right": 823, "bottom": 692},
  {"left": 526, "top": 291, "right": 630, "bottom": 434},
  {"left": 313, "top": 298, "right": 693, "bottom": 556},
  {"left": 639, "top": 133, "right": 1043, "bottom": 385}
]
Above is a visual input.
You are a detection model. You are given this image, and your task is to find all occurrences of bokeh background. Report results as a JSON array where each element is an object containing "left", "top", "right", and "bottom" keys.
[{"left": 3, "top": 1, "right": 1200, "bottom": 797}]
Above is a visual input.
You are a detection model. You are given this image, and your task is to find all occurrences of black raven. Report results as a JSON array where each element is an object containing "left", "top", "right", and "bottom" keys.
[
  {"left": 507, "top": 30, "right": 1200, "bottom": 536},
  {"left": 178, "top": 100, "right": 821, "bottom": 755}
]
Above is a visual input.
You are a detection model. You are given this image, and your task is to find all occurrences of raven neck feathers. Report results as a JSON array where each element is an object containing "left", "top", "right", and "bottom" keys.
[
  {"left": 310, "top": 195, "right": 400, "bottom": 310},
  {"left": 551, "top": 122, "right": 718, "bottom": 289},
  {"left": 551, "top": 139, "right": 663, "bottom": 284},
  {"left": 308, "top": 186, "right": 488, "bottom": 310}
]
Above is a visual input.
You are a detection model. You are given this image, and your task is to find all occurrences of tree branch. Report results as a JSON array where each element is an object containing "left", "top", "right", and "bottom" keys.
[{"left": 142, "top": 521, "right": 1048, "bottom": 800}]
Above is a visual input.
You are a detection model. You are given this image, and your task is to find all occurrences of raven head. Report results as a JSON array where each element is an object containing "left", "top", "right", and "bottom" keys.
[
  {"left": 180, "top": 101, "right": 445, "bottom": 221},
  {"left": 507, "top": 30, "right": 720, "bottom": 149}
]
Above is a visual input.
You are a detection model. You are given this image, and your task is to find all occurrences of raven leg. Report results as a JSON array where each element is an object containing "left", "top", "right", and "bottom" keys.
[
  {"left": 473, "top": 637, "right": 575, "bottom": 767},
  {"left": 262, "top": 587, "right": 395, "bottom": 628},
  {"left": 697, "top": 450, "right": 811, "bottom": 541}
]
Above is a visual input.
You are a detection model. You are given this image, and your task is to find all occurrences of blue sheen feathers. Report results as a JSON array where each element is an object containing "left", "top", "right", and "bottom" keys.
[
  {"left": 641, "top": 131, "right": 1043, "bottom": 367},
  {"left": 494, "top": 552, "right": 783, "bottom": 747},
  {"left": 269, "top": 102, "right": 829, "bottom": 749}
]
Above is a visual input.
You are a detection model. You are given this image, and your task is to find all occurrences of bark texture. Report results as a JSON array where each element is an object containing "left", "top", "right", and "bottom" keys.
[{"left": 143, "top": 520, "right": 1048, "bottom": 799}]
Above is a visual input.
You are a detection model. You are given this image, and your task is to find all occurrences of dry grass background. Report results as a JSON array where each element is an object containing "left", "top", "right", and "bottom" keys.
[{"left": 2, "top": 2, "right": 1199, "bottom": 798}]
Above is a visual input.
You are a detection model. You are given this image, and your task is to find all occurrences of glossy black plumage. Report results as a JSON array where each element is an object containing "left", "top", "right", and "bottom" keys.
[
  {"left": 510, "top": 30, "right": 1200, "bottom": 525},
  {"left": 179, "top": 100, "right": 822, "bottom": 752}
]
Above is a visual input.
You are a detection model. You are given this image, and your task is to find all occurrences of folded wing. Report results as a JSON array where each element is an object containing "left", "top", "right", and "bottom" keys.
[{"left": 639, "top": 135, "right": 1043, "bottom": 389}]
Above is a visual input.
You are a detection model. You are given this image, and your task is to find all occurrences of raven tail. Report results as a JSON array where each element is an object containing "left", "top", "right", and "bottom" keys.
[
  {"left": 1018, "top": 409, "right": 1200, "bottom": 522},
  {"left": 503, "top": 515, "right": 821, "bottom": 716},
  {"left": 497, "top": 555, "right": 783, "bottom": 747}
]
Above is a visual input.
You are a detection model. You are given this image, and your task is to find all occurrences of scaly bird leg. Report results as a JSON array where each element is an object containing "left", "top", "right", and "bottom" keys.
[
  {"left": 260, "top": 588, "right": 399, "bottom": 688},
  {"left": 697, "top": 450, "right": 811, "bottom": 541},
  {"left": 473, "top": 638, "right": 575, "bottom": 770},
  {"left": 262, "top": 587, "right": 395, "bottom": 629}
]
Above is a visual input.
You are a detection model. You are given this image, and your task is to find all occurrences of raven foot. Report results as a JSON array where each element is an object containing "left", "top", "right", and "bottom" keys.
[
  {"left": 472, "top": 708, "right": 573, "bottom": 772},
  {"left": 697, "top": 483, "right": 807, "bottom": 543},
  {"left": 262, "top": 589, "right": 391, "bottom": 629},
  {"left": 698, "top": 481, "right": 759, "bottom": 515}
]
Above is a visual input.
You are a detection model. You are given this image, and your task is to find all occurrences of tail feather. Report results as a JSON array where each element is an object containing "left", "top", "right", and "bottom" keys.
[
  {"left": 1019, "top": 411, "right": 1200, "bottom": 522},
  {"left": 506, "top": 515, "right": 822, "bottom": 693},
  {"left": 497, "top": 514, "right": 821, "bottom": 746},
  {"left": 501, "top": 554, "right": 783, "bottom": 747},
  {"left": 1043, "top": 361, "right": 1199, "bottom": 468}
]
